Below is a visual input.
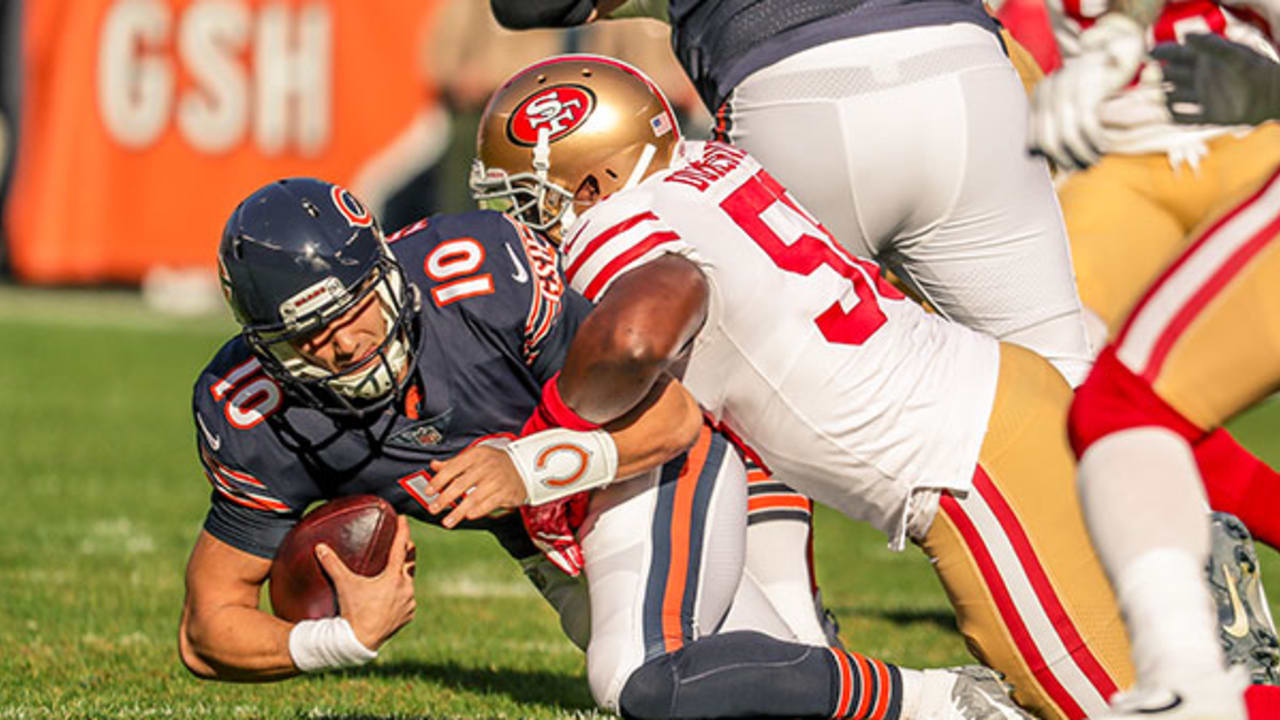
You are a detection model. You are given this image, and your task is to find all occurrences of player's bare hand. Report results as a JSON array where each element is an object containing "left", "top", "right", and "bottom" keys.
[
  {"left": 426, "top": 445, "right": 528, "bottom": 528},
  {"left": 314, "top": 515, "right": 416, "bottom": 650}
]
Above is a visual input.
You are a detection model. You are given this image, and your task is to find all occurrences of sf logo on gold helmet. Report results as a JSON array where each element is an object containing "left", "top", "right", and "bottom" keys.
[{"left": 507, "top": 85, "right": 596, "bottom": 146}]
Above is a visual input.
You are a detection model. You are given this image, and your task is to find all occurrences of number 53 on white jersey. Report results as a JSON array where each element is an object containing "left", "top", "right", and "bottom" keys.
[{"left": 561, "top": 141, "right": 1001, "bottom": 547}]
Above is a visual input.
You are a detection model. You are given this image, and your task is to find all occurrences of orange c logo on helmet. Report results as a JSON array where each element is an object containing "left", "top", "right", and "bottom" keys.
[
  {"left": 330, "top": 185, "right": 373, "bottom": 228},
  {"left": 536, "top": 443, "right": 590, "bottom": 487},
  {"left": 508, "top": 85, "right": 596, "bottom": 147}
]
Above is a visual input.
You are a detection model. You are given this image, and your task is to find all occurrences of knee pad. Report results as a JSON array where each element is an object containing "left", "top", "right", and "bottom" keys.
[
  {"left": 617, "top": 656, "right": 677, "bottom": 720},
  {"left": 1068, "top": 347, "right": 1203, "bottom": 458}
]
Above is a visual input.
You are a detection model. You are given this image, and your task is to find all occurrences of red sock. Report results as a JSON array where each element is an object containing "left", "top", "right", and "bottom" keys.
[
  {"left": 1194, "top": 428, "right": 1280, "bottom": 551},
  {"left": 1246, "top": 684, "right": 1280, "bottom": 718}
]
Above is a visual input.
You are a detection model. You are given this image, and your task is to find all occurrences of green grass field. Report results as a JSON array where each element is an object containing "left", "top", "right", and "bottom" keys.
[{"left": 2, "top": 285, "right": 1278, "bottom": 719}]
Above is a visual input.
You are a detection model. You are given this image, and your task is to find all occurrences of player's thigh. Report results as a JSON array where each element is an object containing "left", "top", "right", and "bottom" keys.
[
  {"left": 1062, "top": 125, "right": 1280, "bottom": 336},
  {"left": 1114, "top": 166, "right": 1280, "bottom": 430},
  {"left": 1176, "top": 123, "right": 1280, "bottom": 229},
  {"left": 724, "top": 25, "right": 1007, "bottom": 261},
  {"left": 1059, "top": 155, "right": 1187, "bottom": 333},
  {"left": 579, "top": 427, "right": 747, "bottom": 710},
  {"left": 907, "top": 60, "right": 1090, "bottom": 381},
  {"left": 919, "top": 343, "right": 1134, "bottom": 720}
]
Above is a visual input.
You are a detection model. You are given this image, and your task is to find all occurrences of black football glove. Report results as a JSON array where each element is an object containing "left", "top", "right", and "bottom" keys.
[{"left": 1151, "top": 34, "right": 1280, "bottom": 126}]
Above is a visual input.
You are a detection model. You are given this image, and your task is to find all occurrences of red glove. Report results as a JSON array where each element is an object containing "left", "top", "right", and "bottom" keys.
[
  {"left": 519, "top": 494, "right": 590, "bottom": 576},
  {"left": 519, "top": 374, "right": 597, "bottom": 576}
]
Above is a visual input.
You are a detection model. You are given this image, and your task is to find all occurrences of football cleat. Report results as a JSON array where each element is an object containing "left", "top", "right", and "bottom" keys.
[
  {"left": 1207, "top": 511, "right": 1280, "bottom": 685},
  {"left": 1096, "top": 667, "right": 1247, "bottom": 720},
  {"left": 935, "top": 666, "right": 1036, "bottom": 720}
]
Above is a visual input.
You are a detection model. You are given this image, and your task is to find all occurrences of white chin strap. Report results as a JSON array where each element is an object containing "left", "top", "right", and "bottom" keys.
[{"left": 622, "top": 143, "right": 657, "bottom": 191}]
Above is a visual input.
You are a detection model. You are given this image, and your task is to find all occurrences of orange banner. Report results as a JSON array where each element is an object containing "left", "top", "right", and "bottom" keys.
[{"left": 5, "top": 0, "right": 442, "bottom": 284}]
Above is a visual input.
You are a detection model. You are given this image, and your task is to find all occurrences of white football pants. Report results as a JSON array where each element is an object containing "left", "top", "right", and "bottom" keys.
[
  {"left": 580, "top": 429, "right": 828, "bottom": 711},
  {"left": 723, "top": 23, "right": 1093, "bottom": 387}
]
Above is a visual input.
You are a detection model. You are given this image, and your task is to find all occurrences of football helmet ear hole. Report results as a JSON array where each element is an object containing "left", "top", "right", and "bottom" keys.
[{"left": 574, "top": 176, "right": 600, "bottom": 205}]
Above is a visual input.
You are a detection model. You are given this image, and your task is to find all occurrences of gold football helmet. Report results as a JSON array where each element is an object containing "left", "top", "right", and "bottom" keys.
[{"left": 470, "top": 54, "right": 681, "bottom": 241}]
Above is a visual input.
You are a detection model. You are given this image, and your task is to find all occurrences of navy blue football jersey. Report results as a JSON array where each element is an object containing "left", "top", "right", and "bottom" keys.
[{"left": 191, "top": 210, "right": 592, "bottom": 561}]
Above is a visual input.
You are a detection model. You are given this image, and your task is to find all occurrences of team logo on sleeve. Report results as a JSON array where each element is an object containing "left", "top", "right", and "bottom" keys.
[{"left": 507, "top": 85, "right": 596, "bottom": 146}]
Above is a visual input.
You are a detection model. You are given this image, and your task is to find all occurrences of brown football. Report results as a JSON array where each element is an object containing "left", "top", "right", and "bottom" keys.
[{"left": 268, "top": 494, "right": 400, "bottom": 622}]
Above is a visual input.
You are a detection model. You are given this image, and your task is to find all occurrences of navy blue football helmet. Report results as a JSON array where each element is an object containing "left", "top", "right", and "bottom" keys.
[{"left": 217, "top": 177, "right": 419, "bottom": 418}]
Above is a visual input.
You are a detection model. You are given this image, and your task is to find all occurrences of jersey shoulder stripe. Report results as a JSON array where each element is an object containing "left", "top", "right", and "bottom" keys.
[
  {"left": 197, "top": 440, "right": 292, "bottom": 514},
  {"left": 582, "top": 229, "right": 682, "bottom": 301},
  {"left": 563, "top": 207, "right": 686, "bottom": 301},
  {"left": 563, "top": 210, "right": 659, "bottom": 282}
]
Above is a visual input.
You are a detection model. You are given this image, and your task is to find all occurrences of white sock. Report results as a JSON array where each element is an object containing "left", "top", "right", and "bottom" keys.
[
  {"left": 1078, "top": 427, "right": 1224, "bottom": 687},
  {"left": 1116, "top": 549, "right": 1224, "bottom": 687},
  {"left": 898, "top": 667, "right": 925, "bottom": 719}
]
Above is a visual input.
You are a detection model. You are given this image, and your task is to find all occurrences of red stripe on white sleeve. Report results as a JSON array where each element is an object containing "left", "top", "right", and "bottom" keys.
[
  {"left": 582, "top": 231, "right": 682, "bottom": 302},
  {"left": 563, "top": 211, "right": 658, "bottom": 287}
]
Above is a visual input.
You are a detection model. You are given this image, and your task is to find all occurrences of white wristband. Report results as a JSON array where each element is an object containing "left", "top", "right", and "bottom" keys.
[
  {"left": 288, "top": 617, "right": 377, "bottom": 672},
  {"left": 498, "top": 427, "right": 619, "bottom": 505}
]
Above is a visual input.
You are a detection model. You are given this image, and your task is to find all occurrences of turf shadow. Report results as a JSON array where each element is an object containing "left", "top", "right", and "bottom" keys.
[
  {"left": 832, "top": 605, "right": 959, "bottom": 634},
  {"left": 303, "top": 659, "right": 595, "bottom": 718}
]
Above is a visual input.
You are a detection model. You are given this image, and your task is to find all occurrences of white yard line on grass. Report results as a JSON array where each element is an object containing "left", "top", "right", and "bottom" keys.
[{"left": 0, "top": 285, "right": 233, "bottom": 335}]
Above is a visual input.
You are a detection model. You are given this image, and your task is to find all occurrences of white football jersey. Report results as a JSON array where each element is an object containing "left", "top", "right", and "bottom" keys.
[{"left": 561, "top": 141, "right": 1000, "bottom": 546}]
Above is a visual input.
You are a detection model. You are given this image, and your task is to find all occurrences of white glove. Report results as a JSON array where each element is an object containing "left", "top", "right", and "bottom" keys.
[{"left": 1028, "top": 13, "right": 1147, "bottom": 170}]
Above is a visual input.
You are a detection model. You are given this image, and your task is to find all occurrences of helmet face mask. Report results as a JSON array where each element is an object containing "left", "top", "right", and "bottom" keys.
[
  {"left": 471, "top": 54, "right": 681, "bottom": 243},
  {"left": 219, "top": 178, "right": 421, "bottom": 420},
  {"left": 469, "top": 160, "right": 576, "bottom": 234},
  {"left": 248, "top": 254, "right": 418, "bottom": 417}
]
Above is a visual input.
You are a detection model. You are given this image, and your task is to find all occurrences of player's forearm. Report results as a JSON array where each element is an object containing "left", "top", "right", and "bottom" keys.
[
  {"left": 559, "top": 334, "right": 673, "bottom": 425},
  {"left": 605, "top": 375, "right": 703, "bottom": 478},
  {"left": 559, "top": 255, "right": 710, "bottom": 424},
  {"left": 179, "top": 604, "right": 300, "bottom": 682}
]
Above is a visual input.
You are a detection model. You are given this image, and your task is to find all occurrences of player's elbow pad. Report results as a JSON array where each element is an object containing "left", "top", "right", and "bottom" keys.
[{"left": 489, "top": 0, "right": 596, "bottom": 28}]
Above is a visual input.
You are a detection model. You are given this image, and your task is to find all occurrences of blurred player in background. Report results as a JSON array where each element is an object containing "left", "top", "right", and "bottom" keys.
[
  {"left": 1153, "top": 32, "right": 1280, "bottom": 126},
  {"left": 1025, "top": 0, "right": 1280, "bottom": 589},
  {"left": 1028, "top": 0, "right": 1280, "bottom": 337},
  {"left": 1067, "top": 162, "right": 1280, "bottom": 719},
  {"left": 179, "top": 177, "right": 1028, "bottom": 720},
  {"left": 460, "top": 53, "right": 1148, "bottom": 720},
  {"left": 1040, "top": 26, "right": 1280, "bottom": 720},
  {"left": 486, "top": 0, "right": 1095, "bottom": 389}
]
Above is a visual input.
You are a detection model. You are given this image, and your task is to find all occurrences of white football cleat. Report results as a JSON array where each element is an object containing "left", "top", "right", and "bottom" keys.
[
  {"left": 920, "top": 666, "right": 1035, "bottom": 719},
  {"left": 1097, "top": 668, "right": 1248, "bottom": 720}
]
